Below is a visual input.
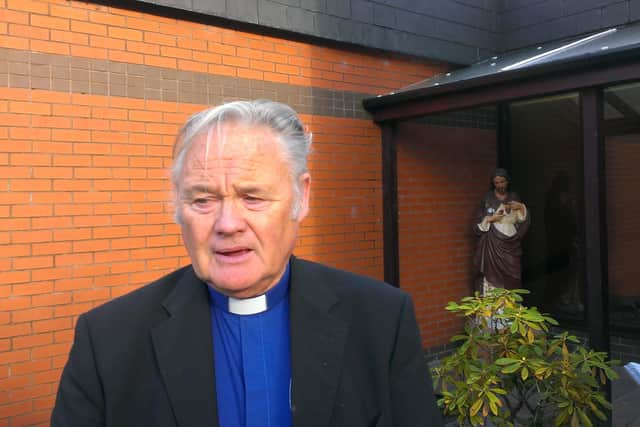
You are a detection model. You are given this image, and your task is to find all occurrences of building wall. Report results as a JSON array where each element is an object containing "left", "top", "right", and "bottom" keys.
[
  {"left": 395, "top": 118, "right": 496, "bottom": 348},
  {"left": 136, "top": 0, "right": 640, "bottom": 66},
  {"left": 136, "top": 0, "right": 501, "bottom": 65},
  {"left": 0, "top": 1, "right": 446, "bottom": 424},
  {"left": 500, "top": 0, "right": 640, "bottom": 51}
]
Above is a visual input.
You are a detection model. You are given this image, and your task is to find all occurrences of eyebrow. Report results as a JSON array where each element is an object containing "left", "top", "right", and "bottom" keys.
[
  {"left": 180, "top": 185, "right": 216, "bottom": 198},
  {"left": 180, "top": 183, "right": 269, "bottom": 199},
  {"left": 235, "top": 184, "right": 265, "bottom": 195}
]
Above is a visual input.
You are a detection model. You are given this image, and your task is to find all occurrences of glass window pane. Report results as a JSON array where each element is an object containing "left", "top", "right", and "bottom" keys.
[
  {"left": 508, "top": 93, "right": 585, "bottom": 324},
  {"left": 604, "top": 82, "right": 640, "bottom": 363}
]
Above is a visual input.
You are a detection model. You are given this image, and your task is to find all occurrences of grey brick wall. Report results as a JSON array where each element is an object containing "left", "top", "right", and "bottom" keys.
[
  {"left": 134, "top": 0, "right": 500, "bottom": 65},
  {"left": 499, "top": 0, "right": 638, "bottom": 51},
  {"left": 131, "top": 0, "right": 640, "bottom": 65}
]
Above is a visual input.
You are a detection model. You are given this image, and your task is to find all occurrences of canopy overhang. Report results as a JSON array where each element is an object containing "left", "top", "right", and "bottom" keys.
[{"left": 363, "top": 22, "right": 640, "bottom": 122}]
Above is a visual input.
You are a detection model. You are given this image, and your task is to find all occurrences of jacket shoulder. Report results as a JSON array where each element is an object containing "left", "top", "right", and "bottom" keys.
[
  {"left": 83, "top": 265, "right": 191, "bottom": 326},
  {"left": 292, "top": 258, "right": 409, "bottom": 305}
]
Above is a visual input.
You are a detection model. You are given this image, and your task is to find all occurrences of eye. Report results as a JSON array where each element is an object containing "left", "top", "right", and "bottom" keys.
[
  {"left": 190, "top": 197, "right": 215, "bottom": 213},
  {"left": 244, "top": 195, "right": 262, "bottom": 203},
  {"left": 243, "top": 195, "right": 268, "bottom": 209}
]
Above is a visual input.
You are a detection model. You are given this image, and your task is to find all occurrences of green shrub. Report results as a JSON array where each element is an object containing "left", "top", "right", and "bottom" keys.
[{"left": 432, "top": 288, "right": 618, "bottom": 427}]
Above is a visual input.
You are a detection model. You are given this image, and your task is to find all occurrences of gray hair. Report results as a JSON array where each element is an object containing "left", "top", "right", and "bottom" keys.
[{"left": 171, "top": 99, "right": 312, "bottom": 222}]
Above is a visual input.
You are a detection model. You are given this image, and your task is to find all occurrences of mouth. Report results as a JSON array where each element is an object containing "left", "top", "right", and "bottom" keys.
[{"left": 214, "top": 247, "right": 253, "bottom": 261}]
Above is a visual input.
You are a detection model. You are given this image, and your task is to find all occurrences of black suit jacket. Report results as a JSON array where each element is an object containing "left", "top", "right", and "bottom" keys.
[{"left": 52, "top": 257, "right": 443, "bottom": 427}]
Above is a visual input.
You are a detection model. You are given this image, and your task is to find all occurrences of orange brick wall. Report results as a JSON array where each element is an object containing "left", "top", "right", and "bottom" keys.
[
  {"left": 0, "top": 0, "right": 446, "bottom": 425},
  {"left": 606, "top": 134, "right": 640, "bottom": 298},
  {"left": 396, "top": 121, "right": 496, "bottom": 348}
]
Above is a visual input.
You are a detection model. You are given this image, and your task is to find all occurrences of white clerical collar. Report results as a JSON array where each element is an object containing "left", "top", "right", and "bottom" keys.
[
  {"left": 227, "top": 294, "right": 267, "bottom": 315},
  {"left": 206, "top": 262, "right": 291, "bottom": 316}
]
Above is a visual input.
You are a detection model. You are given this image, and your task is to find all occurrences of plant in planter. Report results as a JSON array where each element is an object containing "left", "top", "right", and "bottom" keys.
[{"left": 432, "top": 288, "right": 618, "bottom": 427}]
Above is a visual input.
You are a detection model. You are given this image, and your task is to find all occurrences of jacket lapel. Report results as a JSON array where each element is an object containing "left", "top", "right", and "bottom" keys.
[
  {"left": 151, "top": 267, "right": 219, "bottom": 427},
  {"left": 289, "top": 258, "right": 349, "bottom": 427}
]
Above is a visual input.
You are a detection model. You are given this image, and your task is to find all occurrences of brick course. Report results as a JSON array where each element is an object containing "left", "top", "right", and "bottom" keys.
[
  {"left": 0, "top": 0, "right": 447, "bottom": 424},
  {"left": 396, "top": 121, "right": 496, "bottom": 348}
]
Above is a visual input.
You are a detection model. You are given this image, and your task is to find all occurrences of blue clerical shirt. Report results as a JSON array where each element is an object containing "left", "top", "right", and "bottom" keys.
[{"left": 207, "top": 264, "right": 292, "bottom": 427}]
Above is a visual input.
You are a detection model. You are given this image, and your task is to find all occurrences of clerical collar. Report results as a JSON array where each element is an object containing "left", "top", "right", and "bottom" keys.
[{"left": 207, "top": 262, "right": 290, "bottom": 315}]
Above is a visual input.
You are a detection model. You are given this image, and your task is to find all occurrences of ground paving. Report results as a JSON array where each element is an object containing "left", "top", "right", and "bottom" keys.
[{"left": 612, "top": 366, "right": 640, "bottom": 426}]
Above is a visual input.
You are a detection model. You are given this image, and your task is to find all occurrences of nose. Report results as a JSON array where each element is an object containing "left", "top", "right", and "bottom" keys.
[{"left": 214, "top": 198, "right": 246, "bottom": 235}]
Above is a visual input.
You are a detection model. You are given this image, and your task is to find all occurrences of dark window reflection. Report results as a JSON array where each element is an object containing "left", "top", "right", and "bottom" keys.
[
  {"left": 508, "top": 93, "right": 585, "bottom": 324},
  {"left": 544, "top": 171, "right": 583, "bottom": 312},
  {"left": 605, "top": 82, "right": 640, "bottom": 345}
]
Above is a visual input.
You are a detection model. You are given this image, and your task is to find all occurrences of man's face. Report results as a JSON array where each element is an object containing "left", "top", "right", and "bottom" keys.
[
  {"left": 493, "top": 176, "right": 508, "bottom": 194},
  {"left": 175, "top": 122, "right": 310, "bottom": 298}
]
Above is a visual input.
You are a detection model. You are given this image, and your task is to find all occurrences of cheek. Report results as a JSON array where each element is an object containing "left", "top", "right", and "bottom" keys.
[
  {"left": 181, "top": 215, "right": 213, "bottom": 248},
  {"left": 249, "top": 212, "right": 289, "bottom": 244}
]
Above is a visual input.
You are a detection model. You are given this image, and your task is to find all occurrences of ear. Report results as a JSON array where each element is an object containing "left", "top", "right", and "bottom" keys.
[{"left": 296, "top": 172, "right": 311, "bottom": 222}]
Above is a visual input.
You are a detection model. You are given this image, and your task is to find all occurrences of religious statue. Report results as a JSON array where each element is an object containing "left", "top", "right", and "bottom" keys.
[{"left": 473, "top": 168, "right": 530, "bottom": 294}]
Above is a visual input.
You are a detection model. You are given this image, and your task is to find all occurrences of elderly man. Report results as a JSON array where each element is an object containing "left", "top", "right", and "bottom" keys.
[
  {"left": 52, "top": 100, "right": 443, "bottom": 427},
  {"left": 473, "top": 168, "right": 530, "bottom": 294}
]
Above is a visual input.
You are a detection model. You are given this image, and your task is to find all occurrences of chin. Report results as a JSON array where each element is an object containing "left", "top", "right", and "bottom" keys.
[
  {"left": 208, "top": 271, "right": 260, "bottom": 297},
  {"left": 212, "top": 283, "right": 249, "bottom": 295},
  {"left": 219, "top": 283, "right": 265, "bottom": 299}
]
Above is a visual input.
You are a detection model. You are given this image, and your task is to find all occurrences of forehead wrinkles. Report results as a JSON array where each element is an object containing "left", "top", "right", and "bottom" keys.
[{"left": 185, "top": 124, "right": 284, "bottom": 177}]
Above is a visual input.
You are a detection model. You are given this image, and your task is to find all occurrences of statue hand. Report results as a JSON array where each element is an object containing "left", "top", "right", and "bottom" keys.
[{"left": 487, "top": 214, "right": 503, "bottom": 223}]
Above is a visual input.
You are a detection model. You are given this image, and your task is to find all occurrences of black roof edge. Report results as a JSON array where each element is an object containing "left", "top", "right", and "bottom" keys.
[{"left": 362, "top": 43, "right": 640, "bottom": 114}]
